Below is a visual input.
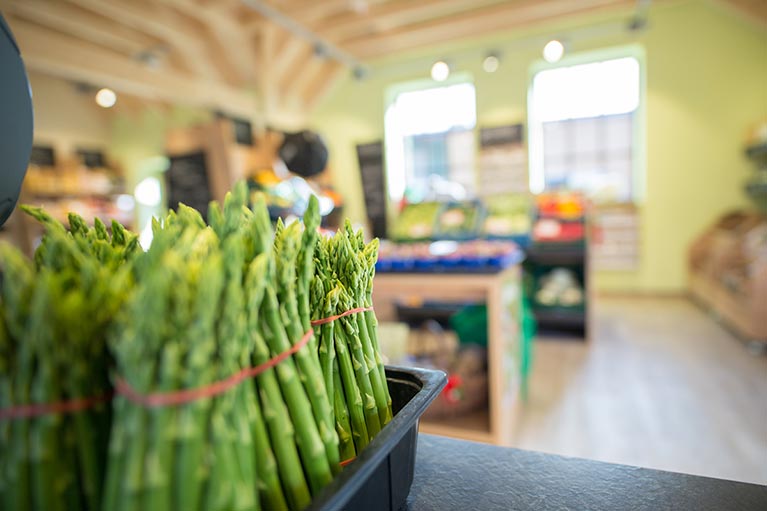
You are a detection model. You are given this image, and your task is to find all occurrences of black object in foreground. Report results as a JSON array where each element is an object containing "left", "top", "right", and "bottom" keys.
[
  {"left": 405, "top": 435, "right": 767, "bottom": 511},
  {"left": 307, "top": 366, "right": 447, "bottom": 511}
]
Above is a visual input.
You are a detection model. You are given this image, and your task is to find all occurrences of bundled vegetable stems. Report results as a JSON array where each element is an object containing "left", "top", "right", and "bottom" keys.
[
  {"left": 0, "top": 210, "right": 139, "bottom": 511},
  {"left": 311, "top": 221, "right": 393, "bottom": 459},
  {"left": 1, "top": 180, "right": 393, "bottom": 511},
  {"left": 104, "top": 185, "right": 340, "bottom": 511}
]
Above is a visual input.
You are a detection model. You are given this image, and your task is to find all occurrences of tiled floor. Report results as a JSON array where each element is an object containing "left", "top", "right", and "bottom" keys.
[{"left": 511, "top": 296, "right": 767, "bottom": 484}]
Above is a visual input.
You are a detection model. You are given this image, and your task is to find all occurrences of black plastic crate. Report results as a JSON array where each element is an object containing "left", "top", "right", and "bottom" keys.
[{"left": 307, "top": 366, "right": 447, "bottom": 511}]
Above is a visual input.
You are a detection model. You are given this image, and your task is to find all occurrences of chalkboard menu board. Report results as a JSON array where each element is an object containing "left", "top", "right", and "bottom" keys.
[
  {"left": 76, "top": 147, "right": 106, "bottom": 168},
  {"left": 214, "top": 111, "right": 253, "bottom": 146},
  {"left": 478, "top": 124, "right": 528, "bottom": 196},
  {"left": 166, "top": 151, "right": 212, "bottom": 220},
  {"left": 356, "top": 141, "right": 387, "bottom": 238},
  {"left": 231, "top": 117, "right": 254, "bottom": 146},
  {"left": 29, "top": 145, "right": 55, "bottom": 167},
  {"left": 479, "top": 124, "right": 523, "bottom": 147}
]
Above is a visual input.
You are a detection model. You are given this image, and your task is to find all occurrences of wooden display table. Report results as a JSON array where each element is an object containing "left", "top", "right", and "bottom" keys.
[{"left": 373, "top": 266, "right": 522, "bottom": 446}]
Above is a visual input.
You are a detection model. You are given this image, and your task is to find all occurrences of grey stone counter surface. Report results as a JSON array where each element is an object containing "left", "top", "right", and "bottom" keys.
[{"left": 404, "top": 434, "right": 767, "bottom": 510}]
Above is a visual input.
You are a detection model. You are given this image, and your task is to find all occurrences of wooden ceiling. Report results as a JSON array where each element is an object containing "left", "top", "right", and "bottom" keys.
[{"left": 0, "top": 0, "right": 764, "bottom": 121}]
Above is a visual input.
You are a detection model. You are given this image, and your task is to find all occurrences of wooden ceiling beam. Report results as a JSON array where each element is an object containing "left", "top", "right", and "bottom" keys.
[
  {"left": 161, "top": 6, "right": 244, "bottom": 86},
  {"left": 282, "top": 0, "right": 391, "bottom": 25},
  {"left": 258, "top": 22, "right": 279, "bottom": 120},
  {"left": 271, "top": 25, "right": 292, "bottom": 55},
  {"left": 302, "top": 61, "right": 344, "bottom": 110},
  {"left": 319, "top": 0, "right": 506, "bottom": 42},
  {"left": 283, "top": 54, "right": 325, "bottom": 101},
  {"left": 156, "top": 0, "right": 260, "bottom": 84},
  {"left": 3, "top": 0, "right": 163, "bottom": 59},
  {"left": 276, "top": 43, "right": 315, "bottom": 93},
  {"left": 340, "top": 0, "right": 633, "bottom": 58},
  {"left": 7, "top": 16, "right": 258, "bottom": 115},
  {"left": 66, "top": 0, "right": 225, "bottom": 81},
  {"left": 271, "top": 37, "right": 312, "bottom": 85},
  {"left": 199, "top": 0, "right": 242, "bottom": 10}
]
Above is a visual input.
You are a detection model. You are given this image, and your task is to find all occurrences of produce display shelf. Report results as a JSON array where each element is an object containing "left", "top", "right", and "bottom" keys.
[
  {"left": 376, "top": 250, "right": 525, "bottom": 274},
  {"left": 525, "top": 245, "right": 585, "bottom": 265},
  {"left": 373, "top": 267, "right": 523, "bottom": 446},
  {"left": 26, "top": 190, "right": 121, "bottom": 200},
  {"left": 376, "top": 265, "right": 516, "bottom": 275},
  {"left": 744, "top": 142, "right": 767, "bottom": 160},
  {"left": 532, "top": 307, "right": 586, "bottom": 329}
]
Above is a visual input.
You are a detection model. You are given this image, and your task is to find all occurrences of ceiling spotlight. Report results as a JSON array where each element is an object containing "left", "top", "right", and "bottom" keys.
[
  {"left": 136, "top": 50, "right": 162, "bottom": 69},
  {"left": 431, "top": 60, "right": 450, "bottom": 82},
  {"left": 543, "top": 40, "right": 565, "bottom": 63},
  {"left": 483, "top": 53, "right": 500, "bottom": 73},
  {"left": 95, "top": 88, "right": 117, "bottom": 108},
  {"left": 349, "top": 0, "right": 369, "bottom": 14},
  {"left": 353, "top": 66, "right": 369, "bottom": 81},
  {"left": 313, "top": 43, "right": 329, "bottom": 58}
]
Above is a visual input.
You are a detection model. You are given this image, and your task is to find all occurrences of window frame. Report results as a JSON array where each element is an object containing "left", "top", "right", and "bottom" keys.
[
  {"left": 384, "top": 73, "right": 476, "bottom": 204},
  {"left": 527, "top": 45, "right": 646, "bottom": 204}
]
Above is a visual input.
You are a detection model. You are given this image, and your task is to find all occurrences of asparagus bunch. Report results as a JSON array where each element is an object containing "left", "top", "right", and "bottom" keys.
[
  {"left": 0, "top": 209, "right": 138, "bottom": 511},
  {"left": 104, "top": 185, "right": 341, "bottom": 511},
  {"left": 103, "top": 202, "right": 264, "bottom": 511},
  {"left": 310, "top": 222, "right": 392, "bottom": 459},
  {"left": 2, "top": 180, "right": 393, "bottom": 511},
  {"left": 230, "top": 185, "right": 338, "bottom": 507}
]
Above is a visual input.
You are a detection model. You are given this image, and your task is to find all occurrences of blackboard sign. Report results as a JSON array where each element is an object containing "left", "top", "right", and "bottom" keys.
[
  {"left": 355, "top": 141, "right": 387, "bottom": 238},
  {"left": 231, "top": 117, "right": 254, "bottom": 146},
  {"left": 76, "top": 148, "right": 106, "bottom": 168},
  {"left": 30, "top": 145, "right": 55, "bottom": 166},
  {"left": 478, "top": 124, "right": 528, "bottom": 196},
  {"left": 214, "top": 111, "right": 253, "bottom": 146},
  {"left": 479, "top": 124, "right": 523, "bottom": 148},
  {"left": 166, "top": 151, "right": 212, "bottom": 220}
]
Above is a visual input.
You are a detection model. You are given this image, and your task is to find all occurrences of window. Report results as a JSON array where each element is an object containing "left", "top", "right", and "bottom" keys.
[
  {"left": 529, "top": 55, "right": 642, "bottom": 202},
  {"left": 385, "top": 81, "right": 477, "bottom": 203}
]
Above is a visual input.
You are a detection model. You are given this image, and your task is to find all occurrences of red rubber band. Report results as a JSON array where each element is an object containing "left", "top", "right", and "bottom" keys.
[
  {"left": 310, "top": 306, "right": 374, "bottom": 327},
  {"left": 116, "top": 329, "right": 314, "bottom": 408},
  {"left": 340, "top": 457, "right": 355, "bottom": 467},
  {"left": 0, "top": 393, "right": 112, "bottom": 421},
  {"left": 2, "top": 306, "right": 372, "bottom": 419}
]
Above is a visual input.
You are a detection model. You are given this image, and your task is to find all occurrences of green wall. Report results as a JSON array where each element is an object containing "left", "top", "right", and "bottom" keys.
[
  {"left": 109, "top": 105, "right": 212, "bottom": 188},
  {"left": 310, "top": 0, "right": 767, "bottom": 293}
]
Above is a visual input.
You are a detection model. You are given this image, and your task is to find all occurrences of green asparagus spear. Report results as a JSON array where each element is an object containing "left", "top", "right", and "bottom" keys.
[
  {"left": 245, "top": 255, "right": 297, "bottom": 511},
  {"left": 332, "top": 360, "right": 356, "bottom": 462},
  {"left": 274, "top": 220, "right": 339, "bottom": 477},
  {"left": 173, "top": 234, "right": 225, "bottom": 511}
]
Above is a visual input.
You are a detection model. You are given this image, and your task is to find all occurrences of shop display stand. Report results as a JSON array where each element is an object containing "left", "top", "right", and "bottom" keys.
[
  {"left": 15, "top": 156, "right": 131, "bottom": 254},
  {"left": 688, "top": 142, "right": 767, "bottom": 347},
  {"left": 373, "top": 265, "right": 522, "bottom": 446},
  {"left": 525, "top": 236, "right": 590, "bottom": 340},
  {"left": 688, "top": 211, "right": 767, "bottom": 346}
]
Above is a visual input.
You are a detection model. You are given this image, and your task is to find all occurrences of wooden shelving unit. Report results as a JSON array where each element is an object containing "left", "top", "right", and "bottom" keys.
[
  {"left": 688, "top": 211, "right": 767, "bottom": 343},
  {"left": 525, "top": 241, "right": 590, "bottom": 339},
  {"left": 373, "top": 266, "right": 522, "bottom": 446},
  {"left": 9, "top": 147, "right": 133, "bottom": 253}
]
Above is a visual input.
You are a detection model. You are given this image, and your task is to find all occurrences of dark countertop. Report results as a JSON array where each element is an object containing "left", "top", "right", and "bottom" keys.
[{"left": 405, "top": 434, "right": 767, "bottom": 511}]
